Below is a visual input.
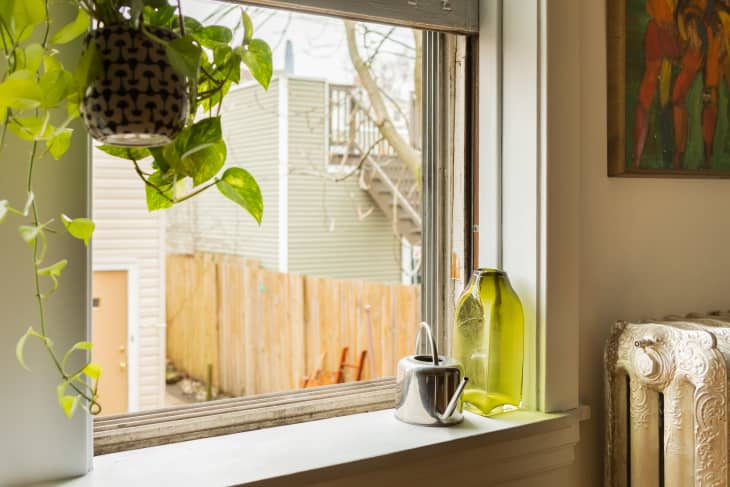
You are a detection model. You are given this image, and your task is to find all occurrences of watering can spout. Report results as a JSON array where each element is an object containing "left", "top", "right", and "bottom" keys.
[{"left": 438, "top": 377, "right": 468, "bottom": 421}]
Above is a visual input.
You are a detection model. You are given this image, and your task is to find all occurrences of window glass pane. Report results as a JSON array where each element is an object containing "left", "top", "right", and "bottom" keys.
[{"left": 91, "top": 2, "right": 423, "bottom": 414}]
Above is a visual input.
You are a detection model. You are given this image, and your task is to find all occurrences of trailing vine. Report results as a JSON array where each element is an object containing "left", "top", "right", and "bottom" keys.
[{"left": 0, "top": 0, "right": 272, "bottom": 417}]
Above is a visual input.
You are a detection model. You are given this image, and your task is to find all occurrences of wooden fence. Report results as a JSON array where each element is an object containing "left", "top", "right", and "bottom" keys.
[{"left": 166, "top": 253, "right": 420, "bottom": 397}]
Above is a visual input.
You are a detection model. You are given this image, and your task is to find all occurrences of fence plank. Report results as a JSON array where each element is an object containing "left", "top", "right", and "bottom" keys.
[{"left": 167, "top": 253, "right": 420, "bottom": 397}]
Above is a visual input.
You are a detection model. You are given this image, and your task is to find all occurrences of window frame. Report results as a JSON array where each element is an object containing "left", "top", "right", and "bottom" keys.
[
  {"left": 93, "top": 0, "right": 480, "bottom": 454},
  {"left": 477, "top": 0, "right": 580, "bottom": 413}
]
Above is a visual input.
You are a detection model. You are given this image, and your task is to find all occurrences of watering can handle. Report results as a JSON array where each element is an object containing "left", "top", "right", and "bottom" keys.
[{"left": 415, "top": 321, "right": 439, "bottom": 364}]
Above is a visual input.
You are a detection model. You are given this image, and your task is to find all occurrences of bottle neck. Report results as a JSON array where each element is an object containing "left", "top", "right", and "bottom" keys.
[{"left": 469, "top": 268, "right": 509, "bottom": 287}]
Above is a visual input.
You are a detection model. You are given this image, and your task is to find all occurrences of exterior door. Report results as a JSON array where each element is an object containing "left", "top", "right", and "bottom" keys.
[{"left": 92, "top": 270, "right": 129, "bottom": 415}]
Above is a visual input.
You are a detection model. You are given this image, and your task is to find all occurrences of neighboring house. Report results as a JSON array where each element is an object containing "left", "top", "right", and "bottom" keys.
[
  {"left": 167, "top": 74, "right": 420, "bottom": 283},
  {"left": 92, "top": 152, "right": 166, "bottom": 413}
]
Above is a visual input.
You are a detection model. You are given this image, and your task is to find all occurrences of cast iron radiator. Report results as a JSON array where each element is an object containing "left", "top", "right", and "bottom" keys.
[{"left": 605, "top": 312, "right": 730, "bottom": 487}]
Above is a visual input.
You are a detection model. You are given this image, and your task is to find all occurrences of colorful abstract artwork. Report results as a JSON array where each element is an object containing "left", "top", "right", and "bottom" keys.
[{"left": 608, "top": 0, "right": 730, "bottom": 177}]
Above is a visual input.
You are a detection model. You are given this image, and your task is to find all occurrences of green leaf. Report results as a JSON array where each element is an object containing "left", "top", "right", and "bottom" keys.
[
  {"left": 40, "top": 69, "right": 73, "bottom": 108},
  {"left": 37, "top": 259, "right": 68, "bottom": 291},
  {"left": 239, "top": 39, "right": 272, "bottom": 90},
  {"left": 12, "top": 0, "right": 44, "bottom": 42},
  {"left": 0, "top": 200, "right": 8, "bottom": 223},
  {"left": 173, "top": 117, "right": 225, "bottom": 185},
  {"left": 216, "top": 167, "right": 263, "bottom": 223},
  {"left": 61, "top": 341, "right": 92, "bottom": 369},
  {"left": 8, "top": 115, "right": 54, "bottom": 141},
  {"left": 149, "top": 146, "right": 171, "bottom": 172},
  {"left": 144, "top": 0, "right": 170, "bottom": 8},
  {"left": 43, "top": 54, "right": 63, "bottom": 73},
  {"left": 60, "top": 395, "right": 79, "bottom": 418},
  {"left": 193, "top": 25, "right": 233, "bottom": 49},
  {"left": 16, "top": 327, "right": 47, "bottom": 371},
  {"left": 188, "top": 140, "right": 226, "bottom": 186},
  {"left": 165, "top": 35, "right": 201, "bottom": 84},
  {"left": 0, "top": 79, "right": 43, "bottom": 110},
  {"left": 152, "top": 143, "right": 184, "bottom": 175},
  {"left": 96, "top": 144, "right": 150, "bottom": 161},
  {"left": 50, "top": 9, "right": 89, "bottom": 45},
  {"left": 8, "top": 69, "right": 34, "bottom": 81},
  {"left": 16, "top": 326, "right": 37, "bottom": 371},
  {"left": 61, "top": 214, "right": 95, "bottom": 246},
  {"left": 19, "top": 224, "right": 41, "bottom": 244},
  {"left": 57, "top": 383, "right": 80, "bottom": 418},
  {"left": 143, "top": 4, "right": 176, "bottom": 27},
  {"left": 37, "top": 259, "right": 67, "bottom": 278},
  {"left": 176, "top": 116, "right": 222, "bottom": 157},
  {"left": 144, "top": 172, "right": 175, "bottom": 211},
  {"left": 82, "top": 362, "right": 102, "bottom": 380},
  {"left": 18, "top": 43, "right": 43, "bottom": 73},
  {"left": 241, "top": 9, "right": 253, "bottom": 45},
  {"left": 182, "top": 16, "right": 203, "bottom": 34},
  {"left": 73, "top": 42, "right": 99, "bottom": 98},
  {"left": 47, "top": 129, "right": 73, "bottom": 159}
]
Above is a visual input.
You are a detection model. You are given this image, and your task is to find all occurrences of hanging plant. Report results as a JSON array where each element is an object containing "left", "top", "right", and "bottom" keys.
[{"left": 0, "top": 0, "right": 272, "bottom": 417}]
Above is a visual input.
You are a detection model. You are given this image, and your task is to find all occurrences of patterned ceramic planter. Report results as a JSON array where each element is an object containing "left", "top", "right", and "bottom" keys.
[{"left": 81, "top": 25, "right": 189, "bottom": 147}]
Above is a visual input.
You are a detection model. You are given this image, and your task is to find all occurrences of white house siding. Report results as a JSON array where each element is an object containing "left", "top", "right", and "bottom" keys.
[
  {"left": 92, "top": 152, "right": 165, "bottom": 411},
  {"left": 165, "top": 79, "right": 281, "bottom": 269},
  {"left": 166, "top": 75, "right": 402, "bottom": 282},
  {"left": 286, "top": 78, "right": 402, "bottom": 283}
]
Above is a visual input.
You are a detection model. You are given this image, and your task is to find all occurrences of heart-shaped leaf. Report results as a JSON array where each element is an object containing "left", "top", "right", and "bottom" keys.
[
  {"left": 216, "top": 167, "right": 263, "bottom": 223},
  {"left": 50, "top": 9, "right": 89, "bottom": 45},
  {"left": 239, "top": 39, "right": 272, "bottom": 90},
  {"left": 61, "top": 214, "right": 95, "bottom": 246}
]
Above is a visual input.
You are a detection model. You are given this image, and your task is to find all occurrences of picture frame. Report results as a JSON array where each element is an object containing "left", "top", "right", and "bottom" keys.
[{"left": 608, "top": 0, "right": 730, "bottom": 178}]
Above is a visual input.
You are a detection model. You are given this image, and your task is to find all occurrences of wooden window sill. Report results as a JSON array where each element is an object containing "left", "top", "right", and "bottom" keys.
[{"left": 40, "top": 405, "right": 589, "bottom": 486}]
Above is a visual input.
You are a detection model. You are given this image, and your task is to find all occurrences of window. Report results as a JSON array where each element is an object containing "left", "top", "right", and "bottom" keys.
[{"left": 91, "top": 0, "right": 478, "bottom": 454}]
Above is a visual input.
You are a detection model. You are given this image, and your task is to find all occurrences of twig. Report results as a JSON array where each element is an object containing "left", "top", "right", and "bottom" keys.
[{"left": 176, "top": 0, "right": 185, "bottom": 36}]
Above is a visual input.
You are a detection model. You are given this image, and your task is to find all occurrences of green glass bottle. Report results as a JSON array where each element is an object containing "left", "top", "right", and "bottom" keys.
[{"left": 452, "top": 269, "right": 524, "bottom": 416}]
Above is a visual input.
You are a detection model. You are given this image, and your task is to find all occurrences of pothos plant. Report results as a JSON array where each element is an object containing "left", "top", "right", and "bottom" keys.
[{"left": 0, "top": 0, "right": 271, "bottom": 417}]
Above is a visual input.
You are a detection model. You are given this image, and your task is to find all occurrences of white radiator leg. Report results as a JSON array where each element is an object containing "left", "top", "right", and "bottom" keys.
[
  {"left": 629, "top": 378, "right": 660, "bottom": 487},
  {"left": 606, "top": 320, "right": 728, "bottom": 487},
  {"left": 664, "top": 380, "right": 694, "bottom": 487}
]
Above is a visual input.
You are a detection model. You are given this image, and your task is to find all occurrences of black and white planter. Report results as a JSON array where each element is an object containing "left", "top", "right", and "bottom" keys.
[{"left": 80, "top": 25, "right": 189, "bottom": 147}]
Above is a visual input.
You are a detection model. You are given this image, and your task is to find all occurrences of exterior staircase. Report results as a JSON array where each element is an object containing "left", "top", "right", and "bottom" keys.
[{"left": 328, "top": 84, "right": 422, "bottom": 245}]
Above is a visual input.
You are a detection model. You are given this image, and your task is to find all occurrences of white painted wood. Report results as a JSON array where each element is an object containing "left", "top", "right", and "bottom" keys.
[
  {"left": 539, "top": 0, "right": 580, "bottom": 413},
  {"left": 44, "top": 408, "right": 584, "bottom": 487},
  {"left": 500, "top": 0, "right": 539, "bottom": 412},
  {"left": 492, "top": 0, "right": 580, "bottom": 413},
  {"left": 477, "top": 0, "right": 502, "bottom": 269},
  {"left": 92, "top": 264, "right": 140, "bottom": 412},
  {"left": 230, "top": 0, "right": 479, "bottom": 34}
]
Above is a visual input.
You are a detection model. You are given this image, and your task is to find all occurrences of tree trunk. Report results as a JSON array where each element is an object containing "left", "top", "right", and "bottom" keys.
[{"left": 344, "top": 21, "right": 422, "bottom": 181}]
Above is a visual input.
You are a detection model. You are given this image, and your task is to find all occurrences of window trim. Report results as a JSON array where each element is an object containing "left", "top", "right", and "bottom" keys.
[
  {"left": 478, "top": 0, "right": 580, "bottom": 413},
  {"left": 232, "top": 0, "right": 479, "bottom": 34},
  {"left": 94, "top": 379, "right": 395, "bottom": 455},
  {"left": 93, "top": 4, "right": 477, "bottom": 455}
]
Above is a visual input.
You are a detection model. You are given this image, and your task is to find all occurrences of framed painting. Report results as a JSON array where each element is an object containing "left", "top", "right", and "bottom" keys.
[{"left": 608, "top": 0, "right": 730, "bottom": 177}]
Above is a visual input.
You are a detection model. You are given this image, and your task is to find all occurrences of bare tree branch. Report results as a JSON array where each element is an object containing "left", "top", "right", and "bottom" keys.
[
  {"left": 413, "top": 29, "right": 422, "bottom": 151},
  {"left": 344, "top": 20, "right": 421, "bottom": 181}
]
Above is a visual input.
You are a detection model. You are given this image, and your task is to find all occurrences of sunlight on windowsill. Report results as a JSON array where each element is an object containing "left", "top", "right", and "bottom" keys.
[{"left": 40, "top": 406, "right": 589, "bottom": 487}]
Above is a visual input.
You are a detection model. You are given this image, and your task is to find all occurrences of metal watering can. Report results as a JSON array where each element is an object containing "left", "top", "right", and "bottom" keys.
[{"left": 394, "top": 322, "right": 468, "bottom": 426}]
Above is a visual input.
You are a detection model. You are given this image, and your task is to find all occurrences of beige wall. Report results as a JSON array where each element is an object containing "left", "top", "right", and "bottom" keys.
[{"left": 571, "top": 1, "right": 730, "bottom": 484}]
